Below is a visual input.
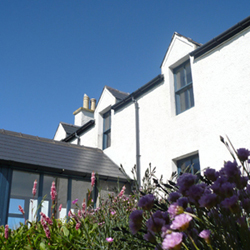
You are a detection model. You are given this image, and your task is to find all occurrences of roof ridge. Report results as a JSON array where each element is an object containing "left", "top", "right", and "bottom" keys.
[{"left": 105, "top": 85, "right": 129, "bottom": 95}]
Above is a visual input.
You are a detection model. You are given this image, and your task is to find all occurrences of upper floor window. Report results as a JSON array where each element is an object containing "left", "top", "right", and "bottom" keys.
[
  {"left": 174, "top": 61, "right": 194, "bottom": 114},
  {"left": 177, "top": 154, "right": 200, "bottom": 175},
  {"left": 103, "top": 111, "right": 111, "bottom": 149}
]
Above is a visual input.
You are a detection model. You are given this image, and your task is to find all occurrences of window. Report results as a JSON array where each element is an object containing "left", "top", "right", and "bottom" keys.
[
  {"left": 174, "top": 60, "right": 194, "bottom": 114},
  {"left": 177, "top": 154, "right": 200, "bottom": 175},
  {"left": 103, "top": 111, "right": 111, "bottom": 149}
]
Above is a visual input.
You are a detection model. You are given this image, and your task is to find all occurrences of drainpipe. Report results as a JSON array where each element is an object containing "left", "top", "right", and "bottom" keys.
[
  {"left": 132, "top": 97, "right": 141, "bottom": 187},
  {"left": 75, "top": 132, "right": 81, "bottom": 145}
]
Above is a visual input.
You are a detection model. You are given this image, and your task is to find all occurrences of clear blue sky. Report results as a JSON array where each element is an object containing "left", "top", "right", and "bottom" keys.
[{"left": 1, "top": 1, "right": 249, "bottom": 139}]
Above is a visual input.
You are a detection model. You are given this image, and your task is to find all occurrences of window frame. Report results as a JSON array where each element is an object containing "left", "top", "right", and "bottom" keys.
[
  {"left": 102, "top": 110, "right": 111, "bottom": 150},
  {"left": 176, "top": 154, "right": 200, "bottom": 175},
  {"left": 174, "top": 60, "right": 194, "bottom": 115}
]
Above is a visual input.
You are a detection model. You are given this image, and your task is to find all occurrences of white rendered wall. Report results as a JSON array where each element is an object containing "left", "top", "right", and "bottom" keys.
[
  {"left": 54, "top": 123, "right": 66, "bottom": 141},
  {"left": 191, "top": 27, "right": 250, "bottom": 171}
]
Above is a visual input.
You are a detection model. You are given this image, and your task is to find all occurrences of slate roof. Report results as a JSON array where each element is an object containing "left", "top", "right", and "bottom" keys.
[
  {"left": 105, "top": 86, "right": 130, "bottom": 101},
  {"left": 0, "top": 129, "right": 128, "bottom": 181},
  {"left": 61, "top": 122, "right": 80, "bottom": 136}
]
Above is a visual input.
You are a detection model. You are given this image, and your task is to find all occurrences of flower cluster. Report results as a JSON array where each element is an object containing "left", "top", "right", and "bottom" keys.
[
  {"left": 128, "top": 147, "right": 250, "bottom": 250},
  {"left": 50, "top": 181, "right": 57, "bottom": 201},
  {"left": 40, "top": 212, "right": 52, "bottom": 238}
]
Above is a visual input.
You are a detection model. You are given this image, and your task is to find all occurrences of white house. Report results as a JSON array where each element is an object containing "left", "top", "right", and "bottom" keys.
[
  {"left": 1, "top": 16, "right": 250, "bottom": 227},
  {"left": 54, "top": 16, "right": 250, "bottom": 185}
]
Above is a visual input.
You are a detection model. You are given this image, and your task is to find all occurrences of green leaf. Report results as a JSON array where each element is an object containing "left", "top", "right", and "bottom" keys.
[{"left": 62, "top": 225, "right": 69, "bottom": 237}]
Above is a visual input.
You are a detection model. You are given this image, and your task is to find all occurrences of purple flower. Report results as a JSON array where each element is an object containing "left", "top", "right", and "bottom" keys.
[
  {"left": 168, "top": 192, "right": 181, "bottom": 202},
  {"left": 211, "top": 176, "right": 227, "bottom": 194},
  {"left": 177, "top": 197, "right": 189, "bottom": 209},
  {"left": 237, "top": 148, "right": 250, "bottom": 162},
  {"left": 162, "top": 232, "right": 183, "bottom": 250},
  {"left": 170, "top": 213, "right": 192, "bottom": 231},
  {"left": 221, "top": 182, "right": 235, "bottom": 198},
  {"left": 204, "top": 168, "right": 219, "bottom": 182},
  {"left": 146, "top": 217, "right": 165, "bottom": 233},
  {"left": 106, "top": 237, "right": 113, "bottom": 243},
  {"left": 221, "top": 195, "right": 238, "bottom": 212},
  {"left": 129, "top": 210, "right": 143, "bottom": 234},
  {"left": 72, "top": 199, "right": 78, "bottom": 204},
  {"left": 144, "top": 231, "right": 156, "bottom": 243},
  {"left": 223, "top": 161, "right": 241, "bottom": 180},
  {"left": 177, "top": 173, "right": 197, "bottom": 194},
  {"left": 241, "top": 198, "right": 250, "bottom": 212},
  {"left": 199, "top": 193, "right": 217, "bottom": 209},
  {"left": 138, "top": 194, "right": 155, "bottom": 211},
  {"left": 186, "top": 184, "right": 205, "bottom": 204}
]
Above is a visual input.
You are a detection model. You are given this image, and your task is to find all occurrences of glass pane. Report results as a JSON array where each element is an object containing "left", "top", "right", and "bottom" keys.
[
  {"left": 186, "top": 63, "right": 192, "bottom": 84},
  {"left": 192, "top": 156, "right": 200, "bottom": 174},
  {"left": 71, "top": 179, "right": 90, "bottom": 213},
  {"left": 9, "top": 198, "right": 25, "bottom": 214},
  {"left": 107, "top": 130, "right": 111, "bottom": 148},
  {"left": 175, "top": 68, "right": 185, "bottom": 90},
  {"left": 43, "top": 175, "right": 68, "bottom": 219},
  {"left": 9, "top": 170, "right": 39, "bottom": 225},
  {"left": 8, "top": 217, "right": 25, "bottom": 229},
  {"left": 104, "top": 113, "right": 111, "bottom": 131},
  {"left": 10, "top": 171, "right": 39, "bottom": 198},
  {"left": 179, "top": 91, "right": 187, "bottom": 113}
]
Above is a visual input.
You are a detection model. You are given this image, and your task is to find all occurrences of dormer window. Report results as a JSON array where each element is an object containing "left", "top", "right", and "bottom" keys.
[
  {"left": 103, "top": 111, "right": 111, "bottom": 149},
  {"left": 174, "top": 60, "right": 194, "bottom": 114}
]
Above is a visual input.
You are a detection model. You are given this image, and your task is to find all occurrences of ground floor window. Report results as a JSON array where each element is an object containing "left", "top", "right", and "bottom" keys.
[
  {"left": 177, "top": 154, "right": 200, "bottom": 175},
  {"left": 7, "top": 170, "right": 91, "bottom": 229}
]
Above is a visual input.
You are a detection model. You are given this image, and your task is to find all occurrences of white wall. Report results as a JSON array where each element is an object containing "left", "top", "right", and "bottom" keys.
[{"left": 54, "top": 123, "right": 66, "bottom": 141}]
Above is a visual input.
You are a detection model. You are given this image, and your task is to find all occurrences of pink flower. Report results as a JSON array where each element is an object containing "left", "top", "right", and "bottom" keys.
[
  {"left": 4, "top": 224, "right": 9, "bottom": 239},
  {"left": 18, "top": 205, "right": 25, "bottom": 215},
  {"left": 75, "top": 222, "right": 81, "bottom": 230},
  {"left": 58, "top": 204, "right": 62, "bottom": 212},
  {"left": 118, "top": 185, "right": 126, "bottom": 197},
  {"left": 111, "top": 210, "right": 116, "bottom": 215},
  {"left": 32, "top": 179, "right": 37, "bottom": 196},
  {"left": 162, "top": 232, "right": 183, "bottom": 250},
  {"left": 199, "top": 229, "right": 211, "bottom": 244},
  {"left": 72, "top": 198, "right": 78, "bottom": 204},
  {"left": 106, "top": 237, "right": 114, "bottom": 243},
  {"left": 78, "top": 209, "right": 82, "bottom": 218},
  {"left": 170, "top": 214, "right": 192, "bottom": 231},
  {"left": 41, "top": 218, "right": 50, "bottom": 238},
  {"left": 91, "top": 172, "right": 95, "bottom": 188},
  {"left": 50, "top": 181, "right": 57, "bottom": 201}
]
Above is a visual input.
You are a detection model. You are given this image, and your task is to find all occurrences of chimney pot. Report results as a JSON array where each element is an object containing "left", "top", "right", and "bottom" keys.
[
  {"left": 83, "top": 94, "right": 90, "bottom": 109},
  {"left": 90, "top": 98, "right": 96, "bottom": 111}
]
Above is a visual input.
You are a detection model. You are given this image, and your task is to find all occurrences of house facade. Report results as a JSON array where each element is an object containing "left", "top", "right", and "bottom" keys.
[{"left": 55, "top": 16, "right": 250, "bottom": 184}]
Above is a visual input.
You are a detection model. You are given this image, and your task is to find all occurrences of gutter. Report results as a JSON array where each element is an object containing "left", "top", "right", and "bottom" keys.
[
  {"left": 190, "top": 15, "right": 250, "bottom": 59},
  {"left": 62, "top": 120, "right": 95, "bottom": 142},
  {"left": 112, "top": 74, "right": 164, "bottom": 111}
]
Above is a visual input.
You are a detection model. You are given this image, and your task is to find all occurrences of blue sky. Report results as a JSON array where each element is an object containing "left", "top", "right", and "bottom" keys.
[{"left": 1, "top": 1, "right": 249, "bottom": 139}]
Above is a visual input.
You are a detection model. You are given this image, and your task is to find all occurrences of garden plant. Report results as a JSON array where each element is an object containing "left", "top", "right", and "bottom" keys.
[{"left": 1, "top": 136, "right": 250, "bottom": 249}]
